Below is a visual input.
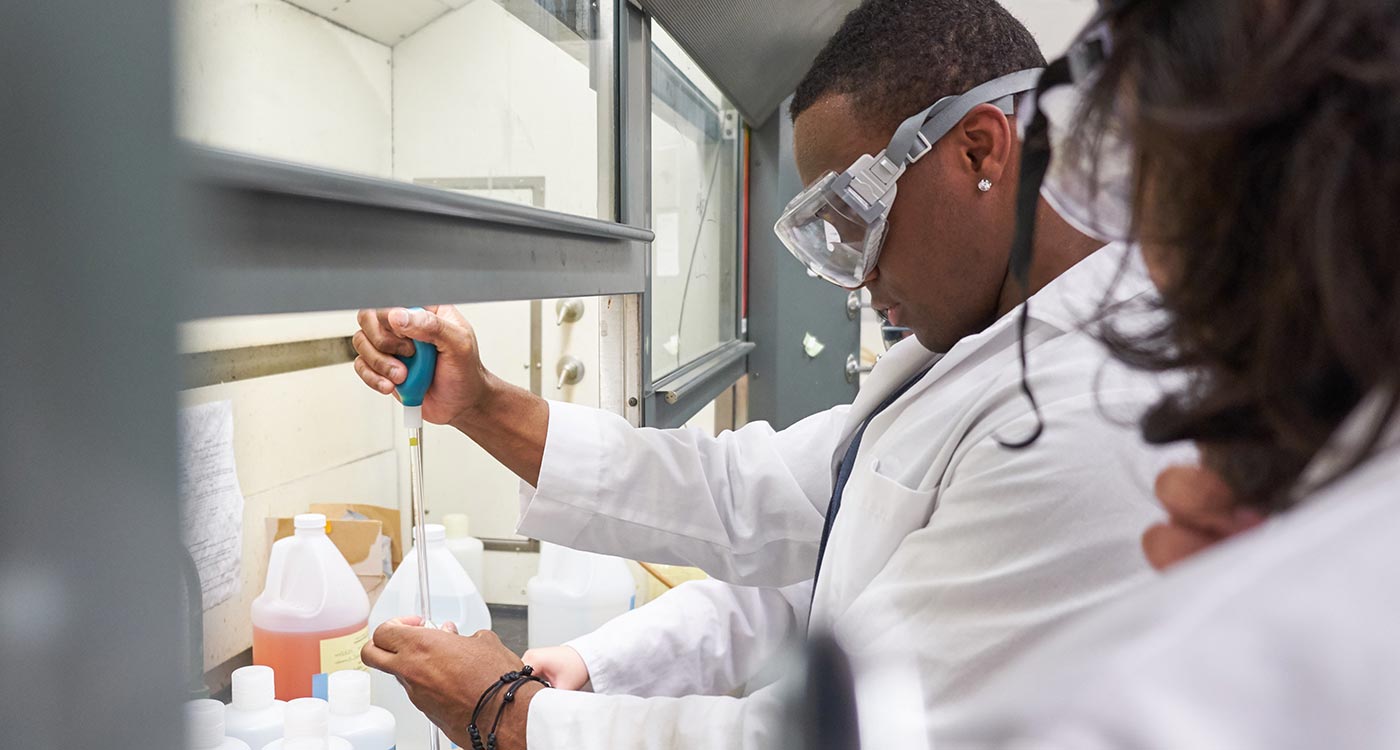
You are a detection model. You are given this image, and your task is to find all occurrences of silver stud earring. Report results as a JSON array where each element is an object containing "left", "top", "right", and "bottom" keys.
[{"left": 978, "top": 179, "right": 992, "bottom": 192}]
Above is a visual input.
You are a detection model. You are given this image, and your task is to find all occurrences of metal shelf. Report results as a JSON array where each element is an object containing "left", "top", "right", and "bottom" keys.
[{"left": 183, "top": 146, "right": 653, "bottom": 318}]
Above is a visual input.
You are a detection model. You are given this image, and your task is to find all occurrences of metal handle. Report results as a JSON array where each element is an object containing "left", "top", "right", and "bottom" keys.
[
  {"left": 555, "top": 298, "right": 585, "bottom": 326},
  {"left": 556, "top": 356, "right": 586, "bottom": 389},
  {"left": 845, "top": 353, "right": 874, "bottom": 384}
]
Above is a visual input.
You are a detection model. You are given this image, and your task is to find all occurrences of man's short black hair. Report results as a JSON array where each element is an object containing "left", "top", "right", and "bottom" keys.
[{"left": 791, "top": 0, "right": 1046, "bottom": 131}]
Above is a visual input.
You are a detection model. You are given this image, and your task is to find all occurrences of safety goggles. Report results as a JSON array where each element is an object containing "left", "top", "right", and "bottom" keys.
[{"left": 773, "top": 68, "right": 1044, "bottom": 289}]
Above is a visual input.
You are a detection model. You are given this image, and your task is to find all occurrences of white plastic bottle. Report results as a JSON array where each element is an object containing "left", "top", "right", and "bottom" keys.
[
  {"left": 261, "top": 697, "right": 353, "bottom": 750},
  {"left": 224, "top": 665, "right": 286, "bottom": 750},
  {"left": 186, "top": 699, "right": 252, "bottom": 750},
  {"left": 441, "top": 513, "right": 485, "bottom": 594},
  {"left": 252, "top": 513, "right": 371, "bottom": 701},
  {"left": 326, "top": 670, "right": 396, "bottom": 750},
  {"left": 526, "top": 542, "right": 636, "bottom": 649},
  {"left": 368, "top": 524, "right": 491, "bottom": 750}
]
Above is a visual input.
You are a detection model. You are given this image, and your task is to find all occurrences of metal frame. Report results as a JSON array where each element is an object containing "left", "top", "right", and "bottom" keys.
[
  {"left": 646, "top": 339, "right": 756, "bottom": 428},
  {"left": 184, "top": 147, "right": 651, "bottom": 318},
  {"left": 636, "top": 10, "right": 750, "bottom": 428}
]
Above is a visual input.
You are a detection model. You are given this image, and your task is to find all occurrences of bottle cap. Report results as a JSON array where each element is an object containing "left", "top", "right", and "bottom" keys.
[
  {"left": 327, "top": 670, "right": 371, "bottom": 715},
  {"left": 294, "top": 513, "right": 327, "bottom": 532},
  {"left": 442, "top": 514, "right": 471, "bottom": 538},
  {"left": 185, "top": 699, "right": 227, "bottom": 749},
  {"left": 284, "top": 698, "right": 330, "bottom": 740},
  {"left": 231, "top": 665, "right": 276, "bottom": 711}
]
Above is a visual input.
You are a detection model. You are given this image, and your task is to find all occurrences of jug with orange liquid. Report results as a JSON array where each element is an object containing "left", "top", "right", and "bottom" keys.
[{"left": 252, "top": 513, "right": 371, "bottom": 700}]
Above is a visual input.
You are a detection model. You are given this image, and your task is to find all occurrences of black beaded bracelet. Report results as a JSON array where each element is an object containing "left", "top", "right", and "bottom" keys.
[
  {"left": 485, "top": 674, "right": 551, "bottom": 750},
  {"left": 468, "top": 666, "right": 551, "bottom": 750}
]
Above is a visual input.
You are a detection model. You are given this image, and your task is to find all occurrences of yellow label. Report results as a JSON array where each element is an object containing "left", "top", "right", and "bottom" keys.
[
  {"left": 409, "top": 437, "right": 419, "bottom": 447},
  {"left": 320, "top": 627, "right": 370, "bottom": 674}
]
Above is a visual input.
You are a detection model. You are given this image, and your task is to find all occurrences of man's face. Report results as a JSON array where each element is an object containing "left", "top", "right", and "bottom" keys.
[{"left": 792, "top": 94, "right": 1019, "bottom": 351}]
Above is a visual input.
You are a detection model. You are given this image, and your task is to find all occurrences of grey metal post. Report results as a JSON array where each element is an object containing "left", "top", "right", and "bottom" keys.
[
  {"left": 746, "top": 100, "right": 860, "bottom": 429},
  {"left": 1, "top": 1, "right": 185, "bottom": 748}
]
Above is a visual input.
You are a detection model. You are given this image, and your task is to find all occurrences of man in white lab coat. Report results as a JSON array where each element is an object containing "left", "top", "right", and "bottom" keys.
[{"left": 352, "top": 1, "right": 1173, "bottom": 748}]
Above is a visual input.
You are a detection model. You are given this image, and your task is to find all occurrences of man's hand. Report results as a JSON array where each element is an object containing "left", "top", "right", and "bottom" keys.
[
  {"left": 1142, "top": 464, "right": 1265, "bottom": 570},
  {"left": 362, "top": 617, "right": 546, "bottom": 749},
  {"left": 521, "top": 646, "right": 591, "bottom": 691},
  {"left": 351, "top": 305, "right": 551, "bottom": 486},
  {"left": 352, "top": 306, "right": 496, "bottom": 427}
]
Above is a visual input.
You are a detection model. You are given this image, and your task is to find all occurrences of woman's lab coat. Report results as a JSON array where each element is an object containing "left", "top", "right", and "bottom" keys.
[
  {"left": 941, "top": 408, "right": 1400, "bottom": 749},
  {"left": 515, "top": 245, "right": 1177, "bottom": 749}
]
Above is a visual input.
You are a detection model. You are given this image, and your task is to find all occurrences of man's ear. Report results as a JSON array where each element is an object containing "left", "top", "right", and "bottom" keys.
[{"left": 953, "top": 103, "right": 1014, "bottom": 185}]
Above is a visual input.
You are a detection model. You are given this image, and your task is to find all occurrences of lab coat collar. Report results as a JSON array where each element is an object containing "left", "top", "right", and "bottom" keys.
[{"left": 848, "top": 242, "right": 1148, "bottom": 426}]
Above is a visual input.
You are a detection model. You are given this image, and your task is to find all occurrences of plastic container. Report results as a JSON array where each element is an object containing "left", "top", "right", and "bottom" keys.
[
  {"left": 252, "top": 513, "right": 371, "bottom": 700},
  {"left": 441, "top": 513, "right": 485, "bottom": 594},
  {"left": 261, "top": 698, "right": 353, "bottom": 750},
  {"left": 326, "top": 671, "right": 396, "bottom": 750},
  {"left": 526, "top": 542, "right": 636, "bottom": 649},
  {"left": 369, "top": 524, "right": 491, "bottom": 750},
  {"left": 224, "top": 666, "right": 287, "bottom": 750},
  {"left": 187, "top": 699, "right": 252, "bottom": 750}
]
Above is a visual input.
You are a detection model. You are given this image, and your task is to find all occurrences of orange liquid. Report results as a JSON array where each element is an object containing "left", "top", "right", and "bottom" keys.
[{"left": 253, "top": 620, "right": 367, "bottom": 701}]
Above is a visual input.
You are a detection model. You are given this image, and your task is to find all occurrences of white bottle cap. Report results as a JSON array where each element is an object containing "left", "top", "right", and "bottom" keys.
[
  {"left": 327, "top": 670, "right": 371, "bottom": 715},
  {"left": 415, "top": 523, "right": 447, "bottom": 545},
  {"left": 185, "top": 699, "right": 227, "bottom": 749},
  {"left": 294, "top": 513, "right": 327, "bottom": 532},
  {"left": 231, "top": 665, "right": 276, "bottom": 711},
  {"left": 284, "top": 698, "right": 330, "bottom": 740},
  {"left": 442, "top": 513, "right": 471, "bottom": 538}
]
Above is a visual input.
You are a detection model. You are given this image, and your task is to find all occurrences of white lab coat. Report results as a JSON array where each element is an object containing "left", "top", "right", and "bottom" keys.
[
  {"left": 941, "top": 405, "right": 1400, "bottom": 750},
  {"left": 517, "top": 245, "right": 1179, "bottom": 749}
]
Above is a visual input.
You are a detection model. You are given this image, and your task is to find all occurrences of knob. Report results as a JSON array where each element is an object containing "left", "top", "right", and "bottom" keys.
[
  {"left": 846, "top": 291, "right": 862, "bottom": 320},
  {"left": 556, "top": 299, "right": 585, "bottom": 326},
  {"left": 845, "top": 353, "right": 874, "bottom": 384},
  {"left": 556, "top": 356, "right": 586, "bottom": 389}
]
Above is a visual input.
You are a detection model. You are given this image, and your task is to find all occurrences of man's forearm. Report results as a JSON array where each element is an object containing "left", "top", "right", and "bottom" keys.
[{"left": 449, "top": 373, "right": 551, "bottom": 487}]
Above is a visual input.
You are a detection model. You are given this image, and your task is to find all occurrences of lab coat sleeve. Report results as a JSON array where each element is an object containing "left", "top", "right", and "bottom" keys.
[
  {"left": 517, "top": 401, "right": 848, "bottom": 586},
  {"left": 565, "top": 578, "right": 812, "bottom": 698},
  {"left": 526, "top": 678, "right": 790, "bottom": 750}
]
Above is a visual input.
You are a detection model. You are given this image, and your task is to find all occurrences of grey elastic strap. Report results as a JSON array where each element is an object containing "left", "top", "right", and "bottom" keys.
[{"left": 886, "top": 67, "right": 1044, "bottom": 166}]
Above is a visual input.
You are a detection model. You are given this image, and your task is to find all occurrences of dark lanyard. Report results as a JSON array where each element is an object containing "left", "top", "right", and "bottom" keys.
[{"left": 811, "top": 366, "right": 934, "bottom": 597}]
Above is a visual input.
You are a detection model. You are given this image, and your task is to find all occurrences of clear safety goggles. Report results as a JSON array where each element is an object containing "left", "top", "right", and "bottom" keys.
[{"left": 774, "top": 68, "right": 1044, "bottom": 288}]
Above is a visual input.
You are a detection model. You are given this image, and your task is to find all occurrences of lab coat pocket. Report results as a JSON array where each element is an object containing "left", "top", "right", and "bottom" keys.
[{"left": 819, "top": 460, "right": 940, "bottom": 614}]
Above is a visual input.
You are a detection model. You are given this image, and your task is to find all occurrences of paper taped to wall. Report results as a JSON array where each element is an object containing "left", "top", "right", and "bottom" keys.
[{"left": 179, "top": 399, "right": 246, "bottom": 610}]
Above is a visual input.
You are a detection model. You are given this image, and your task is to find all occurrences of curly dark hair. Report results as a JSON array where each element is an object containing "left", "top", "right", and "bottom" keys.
[
  {"left": 1078, "top": 0, "right": 1400, "bottom": 509},
  {"left": 790, "top": 0, "right": 1046, "bottom": 130}
]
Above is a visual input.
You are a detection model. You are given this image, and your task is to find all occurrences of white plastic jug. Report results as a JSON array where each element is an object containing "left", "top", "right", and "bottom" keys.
[
  {"left": 261, "top": 698, "right": 353, "bottom": 750},
  {"left": 441, "top": 513, "right": 485, "bottom": 594},
  {"left": 368, "top": 524, "right": 491, "bottom": 750},
  {"left": 186, "top": 699, "right": 252, "bottom": 750},
  {"left": 326, "top": 671, "right": 395, "bottom": 750},
  {"left": 224, "top": 666, "right": 286, "bottom": 750},
  {"left": 526, "top": 543, "right": 636, "bottom": 649},
  {"left": 252, "top": 513, "right": 371, "bottom": 701}
]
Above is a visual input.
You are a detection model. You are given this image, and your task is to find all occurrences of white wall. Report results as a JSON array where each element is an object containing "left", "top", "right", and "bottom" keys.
[
  {"left": 1000, "top": 0, "right": 1099, "bottom": 58},
  {"left": 177, "top": 0, "right": 394, "bottom": 177},
  {"left": 391, "top": 0, "right": 603, "bottom": 218}
]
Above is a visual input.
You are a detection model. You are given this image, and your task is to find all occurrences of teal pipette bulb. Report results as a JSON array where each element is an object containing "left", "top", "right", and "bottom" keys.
[{"left": 396, "top": 307, "right": 437, "bottom": 423}]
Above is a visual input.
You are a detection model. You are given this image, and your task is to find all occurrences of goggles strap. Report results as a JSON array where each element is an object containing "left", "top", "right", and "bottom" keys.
[{"left": 886, "top": 67, "right": 1045, "bottom": 166}]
